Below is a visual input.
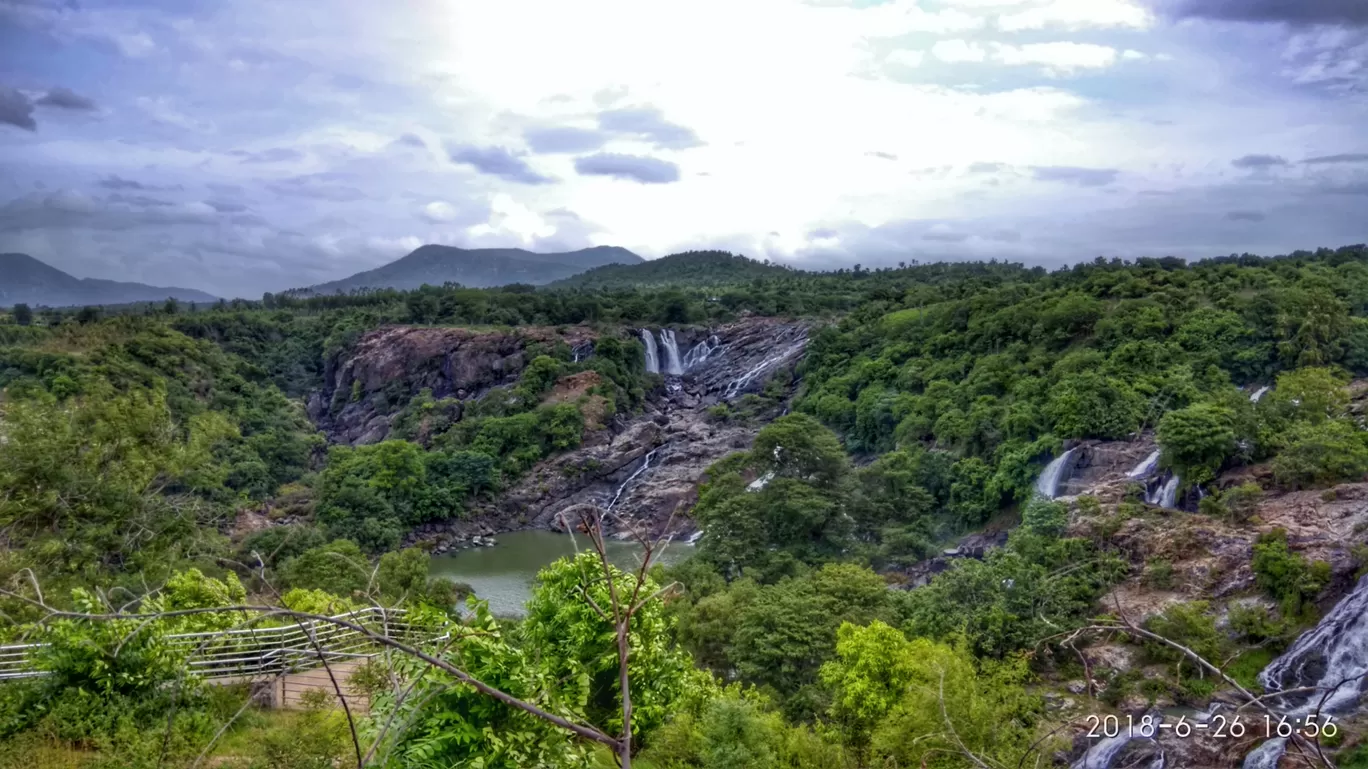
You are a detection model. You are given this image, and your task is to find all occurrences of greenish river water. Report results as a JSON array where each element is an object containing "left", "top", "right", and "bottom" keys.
[{"left": 428, "top": 530, "right": 691, "bottom": 616}]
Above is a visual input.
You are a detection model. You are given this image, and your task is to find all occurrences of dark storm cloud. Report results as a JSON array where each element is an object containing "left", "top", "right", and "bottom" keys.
[
  {"left": 239, "top": 147, "right": 305, "bottom": 163},
  {"left": 267, "top": 173, "right": 368, "bottom": 201},
  {"left": 446, "top": 143, "right": 555, "bottom": 184},
  {"left": 1304, "top": 153, "right": 1368, "bottom": 164},
  {"left": 524, "top": 125, "right": 609, "bottom": 154},
  {"left": 866, "top": 151, "right": 898, "bottom": 161},
  {"left": 394, "top": 133, "right": 426, "bottom": 148},
  {"left": 1232, "top": 154, "right": 1289, "bottom": 168},
  {"left": 1226, "top": 210, "right": 1266, "bottom": 221},
  {"left": 0, "top": 190, "right": 217, "bottom": 232},
  {"left": 923, "top": 229, "right": 970, "bottom": 243},
  {"left": 94, "top": 175, "right": 183, "bottom": 192},
  {"left": 0, "top": 86, "right": 37, "bottom": 130},
  {"left": 597, "top": 106, "right": 702, "bottom": 149},
  {"left": 1164, "top": 0, "right": 1368, "bottom": 26},
  {"left": 34, "top": 86, "right": 96, "bottom": 110},
  {"left": 206, "top": 199, "right": 249, "bottom": 213},
  {"left": 968, "top": 162, "right": 1008, "bottom": 174},
  {"left": 573, "top": 152, "right": 680, "bottom": 183},
  {"left": 105, "top": 193, "right": 174, "bottom": 207},
  {"left": 1030, "top": 166, "right": 1119, "bottom": 187}
]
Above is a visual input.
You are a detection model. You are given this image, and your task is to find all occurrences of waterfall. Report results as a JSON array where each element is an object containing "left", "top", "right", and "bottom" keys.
[
  {"left": 724, "top": 339, "right": 807, "bottom": 399},
  {"left": 571, "top": 341, "right": 593, "bottom": 363},
  {"left": 1241, "top": 739, "right": 1286, "bottom": 769},
  {"left": 659, "top": 329, "right": 684, "bottom": 376},
  {"left": 1070, "top": 715, "right": 1162, "bottom": 769},
  {"left": 746, "top": 471, "right": 775, "bottom": 492},
  {"left": 686, "top": 530, "right": 703, "bottom": 546},
  {"left": 1237, "top": 574, "right": 1368, "bottom": 767},
  {"left": 1249, "top": 385, "right": 1272, "bottom": 403},
  {"left": 1260, "top": 573, "right": 1368, "bottom": 714},
  {"left": 1126, "top": 449, "right": 1162, "bottom": 480},
  {"left": 1157, "top": 475, "right": 1180, "bottom": 508},
  {"left": 683, "top": 334, "right": 720, "bottom": 372},
  {"left": 1034, "top": 448, "right": 1079, "bottom": 500},
  {"left": 640, "top": 329, "right": 660, "bottom": 375},
  {"left": 606, "top": 449, "right": 658, "bottom": 511}
]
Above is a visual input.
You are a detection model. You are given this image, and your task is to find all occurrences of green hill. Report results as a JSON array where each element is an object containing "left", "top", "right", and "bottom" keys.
[
  {"left": 298, "top": 244, "right": 643, "bottom": 294},
  {"left": 547, "top": 250, "right": 797, "bottom": 289}
]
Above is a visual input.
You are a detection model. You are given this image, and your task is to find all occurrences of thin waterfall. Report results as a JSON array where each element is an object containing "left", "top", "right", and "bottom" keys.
[
  {"left": 1126, "top": 450, "right": 1161, "bottom": 480},
  {"left": 1155, "top": 475, "right": 1180, "bottom": 508},
  {"left": 571, "top": 341, "right": 594, "bottom": 363},
  {"left": 1071, "top": 715, "right": 1162, "bottom": 769},
  {"left": 724, "top": 339, "right": 806, "bottom": 398},
  {"left": 1250, "top": 385, "right": 1272, "bottom": 403},
  {"left": 1034, "top": 448, "right": 1079, "bottom": 500},
  {"left": 606, "top": 449, "right": 658, "bottom": 511},
  {"left": 640, "top": 329, "right": 659, "bottom": 374},
  {"left": 659, "top": 329, "right": 684, "bottom": 376},
  {"left": 1241, "top": 739, "right": 1286, "bottom": 769},
  {"left": 683, "top": 335, "right": 720, "bottom": 372}
]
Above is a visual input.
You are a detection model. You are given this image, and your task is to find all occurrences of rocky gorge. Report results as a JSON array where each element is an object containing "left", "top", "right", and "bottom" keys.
[{"left": 303, "top": 317, "right": 812, "bottom": 551}]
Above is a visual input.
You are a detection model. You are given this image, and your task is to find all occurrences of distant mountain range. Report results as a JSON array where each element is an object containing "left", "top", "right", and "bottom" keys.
[
  {"left": 297, "top": 245, "right": 644, "bottom": 295},
  {"left": 548, "top": 250, "right": 795, "bottom": 289},
  {"left": 0, "top": 253, "right": 219, "bottom": 308}
]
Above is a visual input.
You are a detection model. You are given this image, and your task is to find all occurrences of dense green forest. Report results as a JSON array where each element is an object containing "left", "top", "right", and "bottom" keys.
[{"left": 2, "top": 244, "right": 1368, "bottom": 768}]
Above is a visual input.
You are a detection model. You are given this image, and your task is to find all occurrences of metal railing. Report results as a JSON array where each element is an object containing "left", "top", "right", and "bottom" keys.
[{"left": 0, "top": 607, "right": 440, "bottom": 682}]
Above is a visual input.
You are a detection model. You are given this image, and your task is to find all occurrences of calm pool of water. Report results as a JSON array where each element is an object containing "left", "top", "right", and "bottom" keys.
[{"left": 428, "top": 530, "right": 691, "bottom": 616}]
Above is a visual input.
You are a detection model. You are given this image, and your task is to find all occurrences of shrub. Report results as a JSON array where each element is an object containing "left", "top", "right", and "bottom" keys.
[
  {"left": 1271, "top": 419, "right": 1368, "bottom": 490},
  {"left": 1252, "top": 529, "right": 1330, "bottom": 617}
]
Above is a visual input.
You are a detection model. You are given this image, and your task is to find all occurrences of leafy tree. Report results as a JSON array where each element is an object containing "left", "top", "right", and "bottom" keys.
[
  {"left": 726, "top": 564, "right": 896, "bottom": 719},
  {"left": 820, "top": 621, "right": 1045, "bottom": 768},
  {"left": 1157, "top": 402, "right": 1237, "bottom": 486},
  {"left": 12, "top": 303, "right": 32, "bottom": 326},
  {"left": 279, "top": 539, "right": 370, "bottom": 596}
]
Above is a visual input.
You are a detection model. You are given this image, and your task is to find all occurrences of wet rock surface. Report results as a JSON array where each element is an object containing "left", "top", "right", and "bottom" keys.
[{"left": 308, "top": 324, "right": 599, "bottom": 446}]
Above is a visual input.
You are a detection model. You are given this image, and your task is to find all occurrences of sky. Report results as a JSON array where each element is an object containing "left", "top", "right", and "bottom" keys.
[{"left": 1, "top": 0, "right": 1366, "bottom": 299}]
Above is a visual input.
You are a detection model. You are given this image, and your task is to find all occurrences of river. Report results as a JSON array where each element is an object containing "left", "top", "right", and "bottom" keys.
[{"left": 428, "top": 530, "right": 692, "bottom": 616}]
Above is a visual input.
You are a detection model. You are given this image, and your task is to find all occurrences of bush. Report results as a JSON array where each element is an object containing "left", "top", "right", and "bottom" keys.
[
  {"left": 1252, "top": 529, "right": 1330, "bottom": 617},
  {"left": 1271, "top": 419, "right": 1368, "bottom": 490},
  {"left": 280, "top": 540, "right": 370, "bottom": 596}
]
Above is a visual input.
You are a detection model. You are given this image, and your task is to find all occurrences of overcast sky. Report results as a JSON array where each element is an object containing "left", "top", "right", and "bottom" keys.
[{"left": 1, "top": 0, "right": 1366, "bottom": 298}]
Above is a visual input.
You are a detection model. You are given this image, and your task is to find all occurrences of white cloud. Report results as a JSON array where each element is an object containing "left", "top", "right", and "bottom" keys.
[
  {"left": 421, "top": 201, "right": 458, "bottom": 222},
  {"left": 886, "top": 49, "right": 927, "bottom": 68},
  {"left": 997, "top": 0, "right": 1152, "bottom": 31},
  {"left": 932, "top": 39, "right": 988, "bottom": 63},
  {"left": 992, "top": 42, "right": 1121, "bottom": 73}
]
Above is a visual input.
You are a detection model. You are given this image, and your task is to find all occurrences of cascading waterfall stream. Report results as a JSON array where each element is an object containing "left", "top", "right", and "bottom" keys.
[
  {"left": 1239, "top": 574, "right": 1368, "bottom": 766},
  {"left": 659, "top": 329, "right": 684, "bottom": 376},
  {"left": 1034, "top": 447, "right": 1079, "bottom": 500},
  {"left": 724, "top": 339, "right": 807, "bottom": 398},
  {"left": 683, "top": 335, "right": 720, "bottom": 372},
  {"left": 606, "top": 449, "right": 659, "bottom": 512},
  {"left": 1249, "top": 385, "right": 1272, "bottom": 403},
  {"left": 640, "top": 329, "right": 660, "bottom": 374},
  {"left": 1127, "top": 450, "right": 1161, "bottom": 480},
  {"left": 1071, "top": 715, "right": 1164, "bottom": 769}
]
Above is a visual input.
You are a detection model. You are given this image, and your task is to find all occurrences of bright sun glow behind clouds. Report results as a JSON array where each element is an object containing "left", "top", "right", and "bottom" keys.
[{"left": 1, "top": 0, "right": 1366, "bottom": 296}]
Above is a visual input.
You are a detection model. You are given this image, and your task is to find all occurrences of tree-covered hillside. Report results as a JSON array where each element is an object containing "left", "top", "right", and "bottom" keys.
[{"left": 2, "top": 243, "right": 1368, "bottom": 769}]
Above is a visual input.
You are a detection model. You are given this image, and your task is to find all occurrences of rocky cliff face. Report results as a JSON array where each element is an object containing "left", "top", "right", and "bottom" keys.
[
  {"left": 307, "top": 325, "right": 598, "bottom": 445},
  {"left": 407, "top": 317, "right": 812, "bottom": 550}
]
